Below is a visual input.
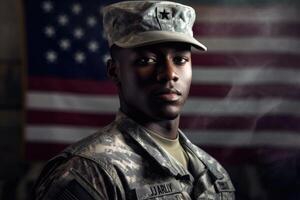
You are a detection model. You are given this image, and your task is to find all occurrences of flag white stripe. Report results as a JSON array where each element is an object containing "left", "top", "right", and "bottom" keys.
[
  {"left": 26, "top": 126, "right": 96, "bottom": 143},
  {"left": 26, "top": 126, "right": 300, "bottom": 148},
  {"left": 185, "top": 98, "right": 300, "bottom": 115},
  {"left": 192, "top": 68, "right": 300, "bottom": 84},
  {"left": 194, "top": 38, "right": 300, "bottom": 54},
  {"left": 27, "top": 68, "right": 300, "bottom": 85},
  {"left": 27, "top": 92, "right": 300, "bottom": 116},
  {"left": 27, "top": 93, "right": 119, "bottom": 113},
  {"left": 194, "top": 5, "right": 300, "bottom": 23},
  {"left": 185, "top": 130, "right": 300, "bottom": 148}
]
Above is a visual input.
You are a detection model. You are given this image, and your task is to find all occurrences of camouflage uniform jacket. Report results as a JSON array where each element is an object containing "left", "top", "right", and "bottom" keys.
[{"left": 34, "top": 113, "right": 235, "bottom": 200}]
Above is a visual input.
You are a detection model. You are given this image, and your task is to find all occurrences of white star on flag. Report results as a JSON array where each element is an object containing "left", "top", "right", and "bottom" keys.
[
  {"left": 74, "top": 51, "right": 86, "bottom": 63},
  {"left": 45, "top": 50, "right": 57, "bottom": 62},
  {"left": 88, "top": 41, "right": 99, "bottom": 52},
  {"left": 59, "top": 39, "right": 71, "bottom": 50},
  {"left": 73, "top": 27, "right": 84, "bottom": 39},
  {"left": 42, "top": 1, "right": 53, "bottom": 13},
  {"left": 44, "top": 26, "right": 55, "bottom": 37},
  {"left": 72, "top": 3, "right": 82, "bottom": 15},
  {"left": 58, "top": 14, "right": 69, "bottom": 26},
  {"left": 87, "top": 16, "right": 97, "bottom": 27}
]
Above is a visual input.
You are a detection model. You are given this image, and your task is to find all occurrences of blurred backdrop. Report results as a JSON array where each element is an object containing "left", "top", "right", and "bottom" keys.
[{"left": 0, "top": 0, "right": 300, "bottom": 199}]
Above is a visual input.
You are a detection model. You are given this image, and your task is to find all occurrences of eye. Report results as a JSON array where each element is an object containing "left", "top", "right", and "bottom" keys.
[
  {"left": 135, "top": 57, "right": 157, "bottom": 66},
  {"left": 173, "top": 56, "right": 189, "bottom": 65}
]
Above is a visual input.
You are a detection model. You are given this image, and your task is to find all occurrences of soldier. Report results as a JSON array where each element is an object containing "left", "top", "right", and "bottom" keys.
[{"left": 33, "top": 1, "right": 235, "bottom": 199}]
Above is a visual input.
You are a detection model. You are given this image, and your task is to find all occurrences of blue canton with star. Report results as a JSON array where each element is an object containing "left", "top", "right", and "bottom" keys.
[{"left": 25, "top": 0, "right": 119, "bottom": 80}]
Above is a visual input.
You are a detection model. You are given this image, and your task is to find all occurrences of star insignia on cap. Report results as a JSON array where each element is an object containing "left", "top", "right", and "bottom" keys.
[{"left": 160, "top": 9, "right": 170, "bottom": 20}]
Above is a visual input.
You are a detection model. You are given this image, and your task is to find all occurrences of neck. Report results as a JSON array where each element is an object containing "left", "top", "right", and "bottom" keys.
[
  {"left": 120, "top": 107, "right": 180, "bottom": 140},
  {"left": 142, "top": 118, "right": 180, "bottom": 139}
]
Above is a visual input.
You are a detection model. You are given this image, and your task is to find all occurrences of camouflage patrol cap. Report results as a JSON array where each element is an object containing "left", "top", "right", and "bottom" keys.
[{"left": 102, "top": 1, "right": 207, "bottom": 51}]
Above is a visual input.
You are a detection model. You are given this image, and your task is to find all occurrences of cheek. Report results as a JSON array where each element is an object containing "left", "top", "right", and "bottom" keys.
[
  {"left": 182, "top": 66, "right": 192, "bottom": 89},
  {"left": 119, "top": 67, "right": 136, "bottom": 93},
  {"left": 135, "top": 67, "right": 156, "bottom": 83},
  {"left": 119, "top": 67, "right": 151, "bottom": 98}
]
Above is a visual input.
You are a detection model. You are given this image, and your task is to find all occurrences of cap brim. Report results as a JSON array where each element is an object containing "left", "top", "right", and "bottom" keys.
[{"left": 114, "top": 31, "right": 207, "bottom": 51}]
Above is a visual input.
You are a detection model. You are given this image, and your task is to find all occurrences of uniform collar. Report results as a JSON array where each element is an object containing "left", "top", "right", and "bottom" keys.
[
  {"left": 178, "top": 129, "right": 225, "bottom": 180},
  {"left": 115, "top": 112, "right": 194, "bottom": 183}
]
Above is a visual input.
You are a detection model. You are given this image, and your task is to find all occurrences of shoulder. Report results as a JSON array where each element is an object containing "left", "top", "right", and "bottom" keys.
[
  {"left": 64, "top": 121, "right": 123, "bottom": 154},
  {"left": 33, "top": 123, "right": 127, "bottom": 199},
  {"left": 64, "top": 121, "right": 139, "bottom": 168},
  {"left": 34, "top": 154, "right": 123, "bottom": 200}
]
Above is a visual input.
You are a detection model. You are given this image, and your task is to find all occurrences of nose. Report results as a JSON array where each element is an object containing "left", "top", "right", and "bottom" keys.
[{"left": 156, "top": 60, "right": 179, "bottom": 82}]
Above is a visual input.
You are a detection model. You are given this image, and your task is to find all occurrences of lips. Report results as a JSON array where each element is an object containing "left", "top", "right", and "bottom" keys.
[{"left": 153, "top": 88, "right": 182, "bottom": 102}]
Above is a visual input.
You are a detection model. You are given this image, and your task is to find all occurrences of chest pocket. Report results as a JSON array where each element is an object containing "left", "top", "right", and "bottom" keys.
[
  {"left": 134, "top": 181, "right": 192, "bottom": 200},
  {"left": 214, "top": 180, "right": 235, "bottom": 200},
  {"left": 193, "top": 170, "right": 235, "bottom": 200}
]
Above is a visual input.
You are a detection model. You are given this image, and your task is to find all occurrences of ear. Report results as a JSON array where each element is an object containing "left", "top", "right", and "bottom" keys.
[{"left": 106, "top": 58, "right": 120, "bottom": 85}]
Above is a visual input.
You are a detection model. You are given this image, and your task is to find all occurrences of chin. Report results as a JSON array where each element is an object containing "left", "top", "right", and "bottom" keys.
[
  {"left": 152, "top": 106, "right": 181, "bottom": 120},
  {"left": 162, "top": 113, "right": 179, "bottom": 120}
]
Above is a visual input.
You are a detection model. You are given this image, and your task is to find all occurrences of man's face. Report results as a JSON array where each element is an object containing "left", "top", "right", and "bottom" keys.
[{"left": 110, "top": 42, "right": 192, "bottom": 121}]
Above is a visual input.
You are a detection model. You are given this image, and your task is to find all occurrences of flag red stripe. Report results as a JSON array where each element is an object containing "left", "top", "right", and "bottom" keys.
[
  {"left": 26, "top": 141, "right": 300, "bottom": 164},
  {"left": 26, "top": 142, "right": 68, "bottom": 161},
  {"left": 189, "top": 84, "right": 300, "bottom": 99},
  {"left": 181, "top": 115, "right": 300, "bottom": 132},
  {"left": 28, "top": 77, "right": 118, "bottom": 95},
  {"left": 193, "top": 22, "right": 300, "bottom": 38},
  {"left": 28, "top": 77, "right": 300, "bottom": 99},
  {"left": 27, "top": 110, "right": 300, "bottom": 132},
  {"left": 192, "top": 53, "right": 300, "bottom": 67},
  {"left": 27, "top": 110, "right": 114, "bottom": 127},
  {"left": 200, "top": 146, "right": 300, "bottom": 165}
]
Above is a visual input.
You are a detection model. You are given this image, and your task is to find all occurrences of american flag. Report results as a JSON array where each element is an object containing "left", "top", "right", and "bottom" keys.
[{"left": 24, "top": 0, "right": 300, "bottom": 165}]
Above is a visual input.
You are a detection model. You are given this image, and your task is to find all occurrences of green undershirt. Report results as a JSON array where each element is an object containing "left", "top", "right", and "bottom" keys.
[{"left": 147, "top": 129, "right": 189, "bottom": 169}]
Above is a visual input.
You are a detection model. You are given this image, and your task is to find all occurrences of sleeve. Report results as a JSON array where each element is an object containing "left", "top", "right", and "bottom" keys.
[{"left": 33, "top": 155, "right": 120, "bottom": 200}]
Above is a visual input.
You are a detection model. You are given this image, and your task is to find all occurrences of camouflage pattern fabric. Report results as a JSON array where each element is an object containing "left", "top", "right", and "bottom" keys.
[
  {"left": 102, "top": 1, "right": 207, "bottom": 51},
  {"left": 33, "top": 113, "right": 235, "bottom": 200}
]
